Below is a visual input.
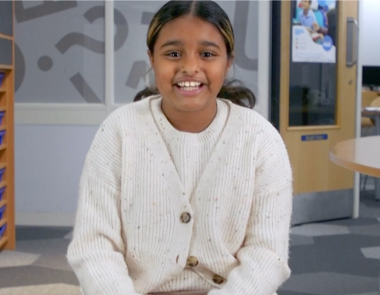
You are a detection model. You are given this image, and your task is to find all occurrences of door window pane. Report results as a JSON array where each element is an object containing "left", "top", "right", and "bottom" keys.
[
  {"left": 289, "top": 0, "right": 338, "bottom": 126},
  {"left": 15, "top": 1, "right": 105, "bottom": 103}
]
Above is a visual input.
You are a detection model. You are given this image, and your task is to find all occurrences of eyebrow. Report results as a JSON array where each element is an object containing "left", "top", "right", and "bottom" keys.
[
  {"left": 160, "top": 40, "right": 183, "bottom": 49},
  {"left": 160, "top": 39, "right": 221, "bottom": 50},
  {"left": 200, "top": 41, "right": 220, "bottom": 50}
]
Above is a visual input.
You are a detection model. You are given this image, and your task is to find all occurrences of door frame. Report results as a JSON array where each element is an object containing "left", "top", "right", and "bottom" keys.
[{"left": 271, "top": 0, "right": 361, "bottom": 222}]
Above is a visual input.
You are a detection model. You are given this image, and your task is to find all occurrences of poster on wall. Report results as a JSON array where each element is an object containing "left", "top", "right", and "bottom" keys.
[{"left": 292, "top": 0, "right": 336, "bottom": 63}]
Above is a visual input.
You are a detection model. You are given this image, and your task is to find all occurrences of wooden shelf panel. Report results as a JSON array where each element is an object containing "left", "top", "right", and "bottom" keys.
[
  {"left": 0, "top": 33, "right": 13, "bottom": 40},
  {"left": 0, "top": 236, "right": 8, "bottom": 249},
  {"left": 0, "top": 1, "right": 14, "bottom": 251},
  {"left": 0, "top": 218, "right": 6, "bottom": 228},
  {"left": 0, "top": 181, "right": 6, "bottom": 189}
]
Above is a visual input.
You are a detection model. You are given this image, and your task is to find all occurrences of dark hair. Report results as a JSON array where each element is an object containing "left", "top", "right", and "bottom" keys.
[{"left": 133, "top": 0, "right": 256, "bottom": 109}]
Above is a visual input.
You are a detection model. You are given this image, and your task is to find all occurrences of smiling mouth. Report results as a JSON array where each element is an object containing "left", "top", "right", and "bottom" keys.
[{"left": 175, "top": 81, "right": 203, "bottom": 92}]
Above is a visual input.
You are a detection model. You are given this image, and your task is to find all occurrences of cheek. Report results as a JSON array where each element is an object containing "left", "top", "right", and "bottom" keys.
[{"left": 153, "top": 67, "right": 173, "bottom": 90}]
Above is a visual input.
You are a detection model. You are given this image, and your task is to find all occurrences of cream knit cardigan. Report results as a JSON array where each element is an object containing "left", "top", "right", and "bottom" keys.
[{"left": 67, "top": 95, "right": 293, "bottom": 295}]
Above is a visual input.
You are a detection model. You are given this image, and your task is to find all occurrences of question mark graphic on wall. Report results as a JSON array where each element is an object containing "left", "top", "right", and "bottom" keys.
[
  {"left": 15, "top": 43, "right": 26, "bottom": 94},
  {"left": 45, "top": 6, "right": 128, "bottom": 103}
]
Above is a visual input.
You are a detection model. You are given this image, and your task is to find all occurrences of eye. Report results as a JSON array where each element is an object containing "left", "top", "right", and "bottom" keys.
[
  {"left": 166, "top": 51, "right": 181, "bottom": 58},
  {"left": 201, "top": 51, "right": 215, "bottom": 58}
]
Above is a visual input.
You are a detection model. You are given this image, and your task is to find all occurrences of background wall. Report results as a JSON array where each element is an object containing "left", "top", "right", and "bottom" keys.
[
  {"left": 15, "top": 125, "right": 97, "bottom": 225},
  {"left": 361, "top": 0, "right": 380, "bottom": 66},
  {"left": 14, "top": 1, "right": 262, "bottom": 226}
]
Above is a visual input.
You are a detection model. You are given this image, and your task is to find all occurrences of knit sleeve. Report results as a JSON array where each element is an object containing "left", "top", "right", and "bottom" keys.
[
  {"left": 67, "top": 115, "right": 141, "bottom": 295},
  {"left": 209, "top": 124, "right": 293, "bottom": 295}
]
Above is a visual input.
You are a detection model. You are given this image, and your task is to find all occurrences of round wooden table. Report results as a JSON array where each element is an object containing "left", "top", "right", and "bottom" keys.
[{"left": 330, "top": 136, "right": 380, "bottom": 200}]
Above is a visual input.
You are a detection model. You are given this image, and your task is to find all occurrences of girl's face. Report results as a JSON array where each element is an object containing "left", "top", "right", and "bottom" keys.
[
  {"left": 148, "top": 15, "right": 233, "bottom": 116},
  {"left": 301, "top": 0, "right": 311, "bottom": 10}
]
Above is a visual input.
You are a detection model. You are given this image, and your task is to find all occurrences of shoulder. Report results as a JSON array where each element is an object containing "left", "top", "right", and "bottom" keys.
[
  {"left": 99, "top": 95, "right": 160, "bottom": 131},
  {"left": 88, "top": 95, "right": 159, "bottom": 150},
  {"left": 222, "top": 99, "right": 277, "bottom": 132},
  {"left": 221, "top": 99, "right": 286, "bottom": 152},
  {"left": 107, "top": 95, "right": 158, "bottom": 122}
]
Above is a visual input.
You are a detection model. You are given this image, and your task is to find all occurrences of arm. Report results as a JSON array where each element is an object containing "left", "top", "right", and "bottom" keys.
[
  {"left": 67, "top": 116, "right": 141, "bottom": 295},
  {"left": 209, "top": 127, "right": 293, "bottom": 295}
]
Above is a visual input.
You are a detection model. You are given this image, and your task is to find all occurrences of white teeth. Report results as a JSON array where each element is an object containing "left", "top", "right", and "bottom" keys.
[{"left": 177, "top": 81, "right": 201, "bottom": 87}]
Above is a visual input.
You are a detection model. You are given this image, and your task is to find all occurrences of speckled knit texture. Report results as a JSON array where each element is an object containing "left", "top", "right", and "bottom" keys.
[{"left": 67, "top": 95, "right": 293, "bottom": 295}]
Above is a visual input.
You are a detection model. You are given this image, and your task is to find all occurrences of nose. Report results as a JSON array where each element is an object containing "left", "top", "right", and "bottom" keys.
[{"left": 180, "top": 54, "right": 199, "bottom": 75}]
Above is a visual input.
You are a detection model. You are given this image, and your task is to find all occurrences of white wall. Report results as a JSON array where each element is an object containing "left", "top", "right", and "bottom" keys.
[
  {"left": 361, "top": 0, "right": 380, "bottom": 66},
  {"left": 15, "top": 125, "right": 97, "bottom": 226}
]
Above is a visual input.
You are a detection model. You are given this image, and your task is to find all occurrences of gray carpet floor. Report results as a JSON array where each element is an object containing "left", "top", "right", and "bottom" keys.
[{"left": 0, "top": 189, "right": 379, "bottom": 295}]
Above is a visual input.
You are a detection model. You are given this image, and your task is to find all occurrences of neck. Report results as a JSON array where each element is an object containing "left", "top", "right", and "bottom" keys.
[
  {"left": 303, "top": 8, "right": 309, "bottom": 15},
  {"left": 161, "top": 101, "right": 217, "bottom": 133}
]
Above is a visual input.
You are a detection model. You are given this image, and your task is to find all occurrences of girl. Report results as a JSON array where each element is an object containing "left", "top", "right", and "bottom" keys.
[{"left": 67, "top": 1, "right": 293, "bottom": 295}]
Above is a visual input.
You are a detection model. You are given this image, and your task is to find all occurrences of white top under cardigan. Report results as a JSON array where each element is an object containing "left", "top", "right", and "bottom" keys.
[{"left": 67, "top": 95, "right": 293, "bottom": 295}]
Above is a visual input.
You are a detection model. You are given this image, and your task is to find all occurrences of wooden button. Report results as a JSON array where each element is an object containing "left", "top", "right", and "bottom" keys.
[
  {"left": 212, "top": 274, "right": 225, "bottom": 284},
  {"left": 180, "top": 212, "right": 191, "bottom": 223},
  {"left": 186, "top": 256, "right": 199, "bottom": 267}
]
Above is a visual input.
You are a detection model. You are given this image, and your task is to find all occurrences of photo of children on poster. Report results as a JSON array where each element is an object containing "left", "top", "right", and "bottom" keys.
[{"left": 292, "top": 0, "right": 336, "bottom": 63}]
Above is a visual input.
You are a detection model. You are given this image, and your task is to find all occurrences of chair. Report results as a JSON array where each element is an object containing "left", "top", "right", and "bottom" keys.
[
  {"left": 360, "top": 91, "right": 378, "bottom": 190},
  {"left": 361, "top": 91, "right": 378, "bottom": 130},
  {"left": 369, "top": 96, "right": 380, "bottom": 125}
]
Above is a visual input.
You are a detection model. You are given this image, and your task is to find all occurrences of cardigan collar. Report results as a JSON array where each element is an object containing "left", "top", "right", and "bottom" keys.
[{"left": 134, "top": 95, "right": 242, "bottom": 199}]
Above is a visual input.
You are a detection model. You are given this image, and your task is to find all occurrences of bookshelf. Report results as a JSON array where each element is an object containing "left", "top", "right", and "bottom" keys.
[{"left": 0, "top": 0, "right": 15, "bottom": 250}]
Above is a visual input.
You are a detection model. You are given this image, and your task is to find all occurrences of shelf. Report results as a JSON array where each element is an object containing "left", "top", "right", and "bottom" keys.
[
  {"left": 0, "top": 65, "right": 12, "bottom": 70},
  {"left": 0, "top": 236, "right": 8, "bottom": 249},
  {"left": 0, "top": 34, "right": 12, "bottom": 40},
  {"left": 0, "top": 1, "right": 14, "bottom": 251},
  {"left": 0, "top": 181, "right": 6, "bottom": 189}
]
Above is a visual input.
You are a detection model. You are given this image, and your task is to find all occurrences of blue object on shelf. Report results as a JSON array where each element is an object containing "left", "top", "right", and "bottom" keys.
[
  {"left": 0, "top": 205, "right": 5, "bottom": 220},
  {"left": 0, "top": 112, "right": 5, "bottom": 126},
  {"left": 0, "top": 168, "right": 5, "bottom": 183},
  {"left": 0, "top": 130, "right": 5, "bottom": 145},
  {"left": 0, "top": 187, "right": 5, "bottom": 202},
  {"left": 0, "top": 223, "right": 6, "bottom": 239},
  {"left": 0, "top": 72, "right": 5, "bottom": 88}
]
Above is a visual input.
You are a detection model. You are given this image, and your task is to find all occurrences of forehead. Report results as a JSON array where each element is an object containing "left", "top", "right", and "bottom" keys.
[{"left": 155, "top": 15, "right": 225, "bottom": 46}]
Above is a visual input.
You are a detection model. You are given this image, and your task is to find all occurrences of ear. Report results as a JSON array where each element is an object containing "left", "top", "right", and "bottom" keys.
[{"left": 148, "top": 49, "right": 154, "bottom": 67}]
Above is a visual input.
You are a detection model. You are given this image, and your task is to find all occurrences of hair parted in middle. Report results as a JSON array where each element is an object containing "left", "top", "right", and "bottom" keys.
[{"left": 134, "top": 0, "right": 256, "bottom": 109}]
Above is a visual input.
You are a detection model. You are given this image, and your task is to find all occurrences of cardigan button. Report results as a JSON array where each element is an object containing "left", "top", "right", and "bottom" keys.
[
  {"left": 186, "top": 256, "right": 199, "bottom": 267},
  {"left": 212, "top": 274, "right": 225, "bottom": 284},
  {"left": 180, "top": 212, "right": 191, "bottom": 223}
]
